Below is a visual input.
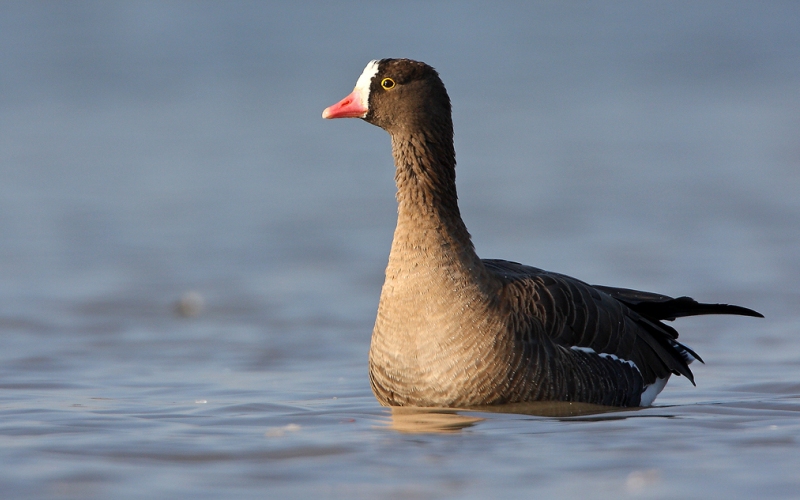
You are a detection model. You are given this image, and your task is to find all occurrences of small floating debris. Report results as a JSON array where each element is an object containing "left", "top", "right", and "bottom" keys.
[
  {"left": 174, "top": 291, "right": 205, "bottom": 318},
  {"left": 265, "top": 424, "right": 301, "bottom": 438},
  {"left": 625, "top": 469, "right": 661, "bottom": 493}
]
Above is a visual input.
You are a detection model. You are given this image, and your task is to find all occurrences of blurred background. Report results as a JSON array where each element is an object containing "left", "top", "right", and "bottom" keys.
[
  {"left": 2, "top": 1, "right": 797, "bottom": 316},
  {"left": 0, "top": 2, "right": 798, "bottom": 498}
]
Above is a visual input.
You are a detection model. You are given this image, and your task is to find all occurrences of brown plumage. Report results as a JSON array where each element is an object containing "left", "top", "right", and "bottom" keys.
[{"left": 323, "top": 58, "right": 762, "bottom": 408}]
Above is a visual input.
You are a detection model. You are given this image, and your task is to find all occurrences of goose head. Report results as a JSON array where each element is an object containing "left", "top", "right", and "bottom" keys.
[{"left": 322, "top": 58, "right": 452, "bottom": 136}]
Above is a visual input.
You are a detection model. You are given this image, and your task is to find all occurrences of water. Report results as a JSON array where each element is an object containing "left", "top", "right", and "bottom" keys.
[{"left": 1, "top": 2, "right": 799, "bottom": 498}]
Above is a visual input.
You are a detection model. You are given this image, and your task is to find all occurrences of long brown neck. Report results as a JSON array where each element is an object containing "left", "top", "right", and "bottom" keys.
[
  {"left": 392, "top": 127, "right": 459, "bottom": 216},
  {"left": 386, "top": 126, "right": 486, "bottom": 284}
]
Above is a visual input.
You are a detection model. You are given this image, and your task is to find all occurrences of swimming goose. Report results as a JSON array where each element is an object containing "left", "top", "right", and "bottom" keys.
[{"left": 322, "top": 58, "right": 762, "bottom": 408}]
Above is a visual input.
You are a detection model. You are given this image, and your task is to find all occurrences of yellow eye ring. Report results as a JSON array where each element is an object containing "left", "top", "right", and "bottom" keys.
[{"left": 381, "top": 78, "right": 396, "bottom": 90}]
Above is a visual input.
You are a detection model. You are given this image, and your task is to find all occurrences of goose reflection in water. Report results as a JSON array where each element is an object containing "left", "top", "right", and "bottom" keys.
[{"left": 385, "top": 402, "right": 631, "bottom": 434}]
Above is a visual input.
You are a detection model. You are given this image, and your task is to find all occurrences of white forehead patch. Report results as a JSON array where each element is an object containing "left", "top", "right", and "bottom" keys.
[
  {"left": 355, "top": 60, "right": 380, "bottom": 90},
  {"left": 352, "top": 60, "right": 380, "bottom": 113}
]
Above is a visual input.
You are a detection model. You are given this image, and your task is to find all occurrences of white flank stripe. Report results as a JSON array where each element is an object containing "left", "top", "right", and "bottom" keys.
[
  {"left": 570, "top": 345, "right": 669, "bottom": 406},
  {"left": 570, "top": 346, "right": 640, "bottom": 373}
]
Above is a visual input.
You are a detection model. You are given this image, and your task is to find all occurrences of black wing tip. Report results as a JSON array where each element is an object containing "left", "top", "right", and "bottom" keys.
[
  {"left": 593, "top": 288, "right": 764, "bottom": 321},
  {"left": 657, "top": 299, "right": 764, "bottom": 320},
  {"left": 703, "top": 303, "right": 764, "bottom": 318},
  {"left": 733, "top": 306, "right": 764, "bottom": 318}
]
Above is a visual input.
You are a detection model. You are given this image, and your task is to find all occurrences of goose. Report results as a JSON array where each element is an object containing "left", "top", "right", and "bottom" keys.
[{"left": 322, "top": 58, "right": 762, "bottom": 408}]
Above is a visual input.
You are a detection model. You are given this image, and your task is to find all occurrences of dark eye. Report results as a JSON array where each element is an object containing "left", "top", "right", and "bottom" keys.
[{"left": 381, "top": 78, "right": 396, "bottom": 90}]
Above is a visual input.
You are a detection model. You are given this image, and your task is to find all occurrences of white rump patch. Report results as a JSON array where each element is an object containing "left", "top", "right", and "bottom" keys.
[
  {"left": 640, "top": 376, "right": 669, "bottom": 406},
  {"left": 570, "top": 346, "right": 640, "bottom": 373},
  {"left": 352, "top": 60, "right": 380, "bottom": 113}
]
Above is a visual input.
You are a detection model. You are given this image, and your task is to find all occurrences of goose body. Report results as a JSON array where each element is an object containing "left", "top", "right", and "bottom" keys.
[{"left": 323, "top": 59, "right": 762, "bottom": 408}]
